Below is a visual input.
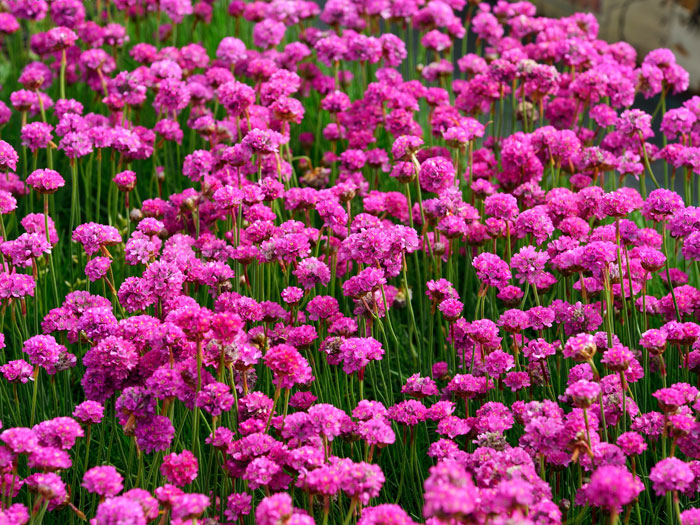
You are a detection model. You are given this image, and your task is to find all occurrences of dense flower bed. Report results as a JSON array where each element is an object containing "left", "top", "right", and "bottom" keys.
[{"left": 1, "top": 0, "right": 700, "bottom": 523}]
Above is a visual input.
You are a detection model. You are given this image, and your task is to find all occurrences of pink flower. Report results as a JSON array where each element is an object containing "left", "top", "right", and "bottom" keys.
[
  {"left": 473, "top": 252, "right": 511, "bottom": 290},
  {"left": 583, "top": 465, "right": 642, "bottom": 511},
  {"left": 264, "top": 344, "right": 314, "bottom": 389},
  {"left": 339, "top": 337, "right": 384, "bottom": 375},
  {"left": 650, "top": 458, "right": 694, "bottom": 495},
  {"left": 82, "top": 466, "right": 123, "bottom": 498},
  {"left": 419, "top": 157, "right": 455, "bottom": 193},
  {"left": 161, "top": 450, "right": 198, "bottom": 486}
]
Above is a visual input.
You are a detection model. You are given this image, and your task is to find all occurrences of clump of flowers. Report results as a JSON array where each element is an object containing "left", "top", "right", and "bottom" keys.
[{"left": 1, "top": 2, "right": 700, "bottom": 524}]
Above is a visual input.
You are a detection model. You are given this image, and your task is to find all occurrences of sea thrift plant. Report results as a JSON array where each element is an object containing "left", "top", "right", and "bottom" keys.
[{"left": 2, "top": 1, "right": 700, "bottom": 524}]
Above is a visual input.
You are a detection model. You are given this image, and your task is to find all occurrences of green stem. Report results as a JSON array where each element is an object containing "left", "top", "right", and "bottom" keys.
[
  {"left": 60, "top": 49, "right": 67, "bottom": 100},
  {"left": 342, "top": 499, "right": 357, "bottom": 525},
  {"left": 30, "top": 366, "right": 39, "bottom": 427}
]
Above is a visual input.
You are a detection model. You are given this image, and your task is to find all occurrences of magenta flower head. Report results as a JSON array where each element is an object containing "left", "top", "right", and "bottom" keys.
[
  {"left": 617, "top": 431, "right": 647, "bottom": 456},
  {"left": 161, "top": 450, "right": 198, "bottom": 486},
  {"left": 426, "top": 279, "right": 458, "bottom": 303},
  {"left": 432, "top": 361, "right": 449, "bottom": 381},
  {"left": 166, "top": 304, "right": 211, "bottom": 341},
  {"left": 33, "top": 416, "right": 83, "bottom": 449},
  {"left": 26, "top": 169, "right": 64, "bottom": 194},
  {"left": 342, "top": 267, "right": 386, "bottom": 299},
  {"left": 584, "top": 465, "right": 642, "bottom": 511},
  {"left": 1, "top": 359, "right": 33, "bottom": 383},
  {"left": 253, "top": 19, "right": 285, "bottom": 49},
  {"left": 94, "top": 497, "right": 146, "bottom": 524},
  {"left": 0, "top": 190, "right": 16, "bottom": 215},
  {"left": 216, "top": 33, "right": 246, "bottom": 61},
  {"left": 438, "top": 298, "right": 463, "bottom": 322},
  {"left": 472, "top": 252, "right": 511, "bottom": 291},
  {"left": 390, "top": 162, "right": 416, "bottom": 183},
  {"left": 21, "top": 122, "right": 53, "bottom": 152},
  {"left": 281, "top": 286, "right": 304, "bottom": 304},
  {"left": 264, "top": 344, "right": 314, "bottom": 390},
  {"left": 423, "top": 459, "right": 478, "bottom": 521},
  {"left": 135, "top": 415, "right": 174, "bottom": 454},
  {"left": 652, "top": 386, "right": 691, "bottom": 413},
  {"left": 522, "top": 339, "right": 555, "bottom": 364},
  {"left": 19, "top": 64, "right": 51, "bottom": 92},
  {"left": 514, "top": 206, "right": 554, "bottom": 245},
  {"left": 45, "top": 26, "right": 77, "bottom": 51},
  {"left": 637, "top": 246, "right": 666, "bottom": 272},
  {"left": 0, "top": 272, "right": 36, "bottom": 300},
  {"left": 641, "top": 189, "right": 685, "bottom": 222},
  {"left": 682, "top": 509, "right": 700, "bottom": 525},
  {"left": 649, "top": 457, "right": 694, "bottom": 496},
  {"left": 289, "top": 391, "right": 317, "bottom": 410},
  {"left": 401, "top": 373, "right": 439, "bottom": 398},
  {"left": 182, "top": 150, "right": 213, "bottom": 182},
  {"left": 563, "top": 333, "right": 597, "bottom": 362},
  {"left": 601, "top": 189, "right": 640, "bottom": 218},
  {"left": 320, "top": 90, "right": 351, "bottom": 113},
  {"left": 24, "top": 472, "right": 66, "bottom": 510},
  {"left": 0, "top": 102, "right": 9, "bottom": 128},
  {"left": 195, "top": 382, "right": 235, "bottom": 416},
  {"left": 640, "top": 329, "right": 667, "bottom": 356},
  {"left": 0, "top": 504, "right": 29, "bottom": 524},
  {"left": 496, "top": 286, "right": 523, "bottom": 307},
  {"left": 499, "top": 309, "right": 529, "bottom": 333},
  {"left": 242, "top": 128, "right": 283, "bottom": 155},
  {"left": 82, "top": 465, "right": 123, "bottom": 498},
  {"left": 484, "top": 193, "right": 519, "bottom": 221},
  {"left": 340, "top": 460, "right": 385, "bottom": 504},
  {"left": 26, "top": 445, "right": 69, "bottom": 472},
  {"left": 617, "top": 109, "right": 653, "bottom": 138},
  {"left": 113, "top": 170, "right": 137, "bottom": 192},
  {"left": 225, "top": 493, "right": 252, "bottom": 522},
  {"left": 359, "top": 504, "right": 417, "bottom": 525},
  {"left": 84, "top": 256, "right": 111, "bottom": 282},
  {"left": 1, "top": 427, "right": 39, "bottom": 454},
  {"left": 601, "top": 344, "right": 635, "bottom": 372},
  {"left": 0, "top": 140, "right": 18, "bottom": 172},
  {"left": 294, "top": 257, "right": 331, "bottom": 290},
  {"left": 72, "top": 400, "right": 104, "bottom": 425},
  {"left": 72, "top": 222, "right": 121, "bottom": 256},
  {"left": 171, "top": 493, "right": 210, "bottom": 521},
  {"left": 339, "top": 337, "right": 384, "bottom": 376},
  {"left": 256, "top": 493, "right": 293, "bottom": 525},
  {"left": 565, "top": 379, "right": 601, "bottom": 408},
  {"left": 59, "top": 131, "right": 93, "bottom": 159},
  {"left": 22, "top": 335, "right": 67, "bottom": 374},
  {"left": 510, "top": 245, "right": 549, "bottom": 285},
  {"left": 217, "top": 81, "right": 255, "bottom": 117},
  {"left": 392, "top": 135, "right": 424, "bottom": 161},
  {"left": 0, "top": 13, "right": 20, "bottom": 34},
  {"left": 419, "top": 157, "right": 455, "bottom": 193}
]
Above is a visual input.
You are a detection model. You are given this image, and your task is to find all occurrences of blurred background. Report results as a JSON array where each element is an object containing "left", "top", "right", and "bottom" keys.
[
  {"left": 530, "top": 0, "right": 700, "bottom": 93},
  {"left": 525, "top": 0, "right": 699, "bottom": 192}
]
